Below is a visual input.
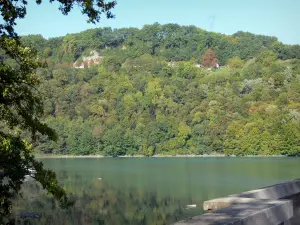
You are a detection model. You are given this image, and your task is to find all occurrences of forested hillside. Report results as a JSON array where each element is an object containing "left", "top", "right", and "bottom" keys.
[{"left": 17, "top": 23, "right": 300, "bottom": 156}]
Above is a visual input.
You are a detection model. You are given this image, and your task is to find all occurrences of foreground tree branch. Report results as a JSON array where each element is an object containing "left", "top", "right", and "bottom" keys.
[{"left": 0, "top": 1, "right": 116, "bottom": 224}]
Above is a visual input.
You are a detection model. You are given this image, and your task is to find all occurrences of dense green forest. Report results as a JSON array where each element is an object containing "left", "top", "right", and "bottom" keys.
[{"left": 16, "top": 23, "right": 300, "bottom": 156}]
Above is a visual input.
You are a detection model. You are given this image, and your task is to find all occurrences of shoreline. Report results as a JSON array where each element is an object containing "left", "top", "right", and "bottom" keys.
[{"left": 35, "top": 154, "right": 288, "bottom": 159}]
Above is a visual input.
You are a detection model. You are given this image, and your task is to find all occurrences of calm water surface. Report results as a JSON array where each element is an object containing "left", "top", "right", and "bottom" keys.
[{"left": 14, "top": 157, "right": 300, "bottom": 225}]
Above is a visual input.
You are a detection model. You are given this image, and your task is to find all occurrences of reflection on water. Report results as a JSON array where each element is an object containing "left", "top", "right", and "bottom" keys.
[
  {"left": 12, "top": 157, "right": 300, "bottom": 224},
  {"left": 13, "top": 172, "right": 191, "bottom": 225}
]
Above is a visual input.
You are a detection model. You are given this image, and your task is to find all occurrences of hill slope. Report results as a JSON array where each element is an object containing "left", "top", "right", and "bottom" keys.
[{"left": 17, "top": 23, "right": 300, "bottom": 156}]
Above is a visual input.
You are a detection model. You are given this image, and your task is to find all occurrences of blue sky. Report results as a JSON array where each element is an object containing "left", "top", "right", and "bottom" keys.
[{"left": 15, "top": 0, "right": 300, "bottom": 44}]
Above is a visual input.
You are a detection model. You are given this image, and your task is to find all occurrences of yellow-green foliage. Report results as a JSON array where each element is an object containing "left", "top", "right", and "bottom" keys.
[
  {"left": 13, "top": 25, "right": 300, "bottom": 157},
  {"left": 30, "top": 52, "right": 300, "bottom": 157}
]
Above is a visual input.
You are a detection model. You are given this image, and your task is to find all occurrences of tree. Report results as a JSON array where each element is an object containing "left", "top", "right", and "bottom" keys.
[
  {"left": 102, "top": 56, "right": 122, "bottom": 72},
  {"left": 0, "top": 0, "right": 116, "bottom": 223},
  {"left": 201, "top": 49, "right": 218, "bottom": 68},
  {"left": 0, "top": 0, "right": 116, "bottom": 38},
  {"left": 256, "top": 50, "right": 277, "bottom": 67},
  {"left": 227, "top": 56, "right": 245, "bottom": 69}
]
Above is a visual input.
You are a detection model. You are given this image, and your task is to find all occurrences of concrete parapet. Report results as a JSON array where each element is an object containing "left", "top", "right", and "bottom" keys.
[
  {"left": 203, "top": 197, "right": 264, "bottom": 211},
  {"left": 173, "top": 179, "right": 300, "bottom": 225},
  {"left": 175, "top": 200, "right": 292, "bottom": 225},
  {"left": 229, "top": 179, "right": 300, "bottom": 200}
]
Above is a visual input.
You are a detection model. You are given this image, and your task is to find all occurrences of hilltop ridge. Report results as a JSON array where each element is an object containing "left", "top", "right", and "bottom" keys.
[{"left": 21, "top": 23, "right": 300, "bottom": 67}]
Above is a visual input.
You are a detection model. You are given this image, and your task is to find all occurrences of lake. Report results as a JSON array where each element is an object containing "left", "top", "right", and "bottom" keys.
[{"left": 14, "top": 157, "right": 300, "bottom": 225}]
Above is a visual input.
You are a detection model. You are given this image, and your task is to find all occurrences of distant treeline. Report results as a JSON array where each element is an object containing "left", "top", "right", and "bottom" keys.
[{"left": 21, "top": 23, "right": 300, "bottom": 65}]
